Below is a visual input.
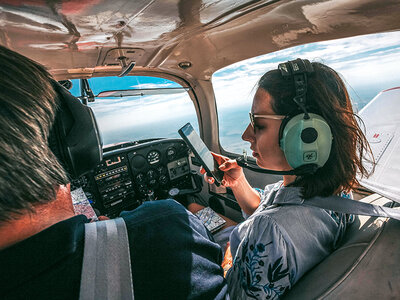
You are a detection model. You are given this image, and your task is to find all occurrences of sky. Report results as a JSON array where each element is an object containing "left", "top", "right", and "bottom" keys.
[
  {"left": 213, "top": 31, "right": 400, "bottom": 112},
  {"left": 70, "top": 31, "right": 400, "bottom": 149},
  {"left": 213, "top": 31, "right": 400, "bottom": 152}
]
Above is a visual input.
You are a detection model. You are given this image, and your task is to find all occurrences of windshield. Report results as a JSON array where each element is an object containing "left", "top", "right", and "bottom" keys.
[
  {"left": 212, "top": 31, "right": 400, "bottom": 154},
  {"left": 69, "top": 76, "right": 199, "bottom": 146}
]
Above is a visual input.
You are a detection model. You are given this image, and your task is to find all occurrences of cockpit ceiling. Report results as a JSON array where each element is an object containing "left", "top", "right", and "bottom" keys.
[{"left": 1, "top": 0, "right": 400, "bottom": 79}]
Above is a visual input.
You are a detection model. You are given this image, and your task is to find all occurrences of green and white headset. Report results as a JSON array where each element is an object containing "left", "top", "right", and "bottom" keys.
[
  {"left": 277, "top": 58, "right": 332, "bottom": 172},
  {"left": 237, "top": 58, "right": 332, "bottom": 175}
]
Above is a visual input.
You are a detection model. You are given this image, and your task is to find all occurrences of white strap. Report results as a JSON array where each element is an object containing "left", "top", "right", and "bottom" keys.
[{"left": 80, "top": 218, "right": 134, "bottom": 300}]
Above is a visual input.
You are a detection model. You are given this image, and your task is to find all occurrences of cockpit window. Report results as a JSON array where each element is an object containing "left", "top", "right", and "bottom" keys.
[
  {"left": 69, "top": 76, "right": 199, "bottom": 146},
  {"left": 212, "top": 31, "right": 400, "bottom": 154}
]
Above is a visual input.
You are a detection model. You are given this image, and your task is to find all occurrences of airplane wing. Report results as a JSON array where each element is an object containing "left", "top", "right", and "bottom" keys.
[{"left": 358, "top": 87, "right": 400, "bottom": 202}]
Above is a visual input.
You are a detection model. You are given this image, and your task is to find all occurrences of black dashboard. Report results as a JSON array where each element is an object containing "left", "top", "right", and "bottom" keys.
[{"left": 73, "top": 138, "right": 200, "bottom": 218}]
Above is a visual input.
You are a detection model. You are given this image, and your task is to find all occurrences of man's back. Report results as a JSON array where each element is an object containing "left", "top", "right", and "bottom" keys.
[{"left": 1, "top": 200, "right": 227, "bottom": 300}]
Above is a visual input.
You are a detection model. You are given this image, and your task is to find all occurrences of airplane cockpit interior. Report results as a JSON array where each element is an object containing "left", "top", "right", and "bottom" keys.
[
  {"left": 62, "top": 75, "right": 226, "bottom": 219},
  {"left": 2, "top": 0, "right": 400, "bottom": 298}
]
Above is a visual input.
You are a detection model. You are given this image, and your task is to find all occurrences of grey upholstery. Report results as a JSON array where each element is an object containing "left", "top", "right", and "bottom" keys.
[{"left": 284, "top": 194, "right": 400, "bottom": 299}]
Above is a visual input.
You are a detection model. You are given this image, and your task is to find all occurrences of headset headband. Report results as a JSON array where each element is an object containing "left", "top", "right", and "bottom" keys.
[{"left": 278, "top": 58, "right": 314, "bottom": 118}]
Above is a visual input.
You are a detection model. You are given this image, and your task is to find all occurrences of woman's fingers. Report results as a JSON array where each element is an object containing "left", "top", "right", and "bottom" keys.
[
  {"left": 203, "top": 173, "right": 215, "bottom": 184},
  {"left": 219, "top": 159, "right": 239, "bottom": 171},
  {"left": 211, "top": 152, "right": 229, "bottom": 165},
  {"left": 200, "top": 153, "right": 241, "bottom": 186},
  {"left": 204, "top": 174, "right": 228, "bottom": 187},
  {"left": 200, "top": 166, "right": 216, "bottom": 185},
  {"left": 199, "top": 166, "right": 206, "bottom": 174},
  {"left": 209, "top": 152, "right": 240, "bottom": 171}
]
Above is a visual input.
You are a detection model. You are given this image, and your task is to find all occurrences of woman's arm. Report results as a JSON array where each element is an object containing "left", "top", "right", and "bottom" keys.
[
  {"left": 228, "top": 173, "right": 261, "bottom": 216},
  {"left": 202, "top": 153, "right": 261, "bottom": 216}
]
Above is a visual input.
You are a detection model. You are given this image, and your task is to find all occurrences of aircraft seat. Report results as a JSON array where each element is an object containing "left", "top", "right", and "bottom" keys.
[{"left": 283, "top": 193, "right": 400, "bottom": 299}]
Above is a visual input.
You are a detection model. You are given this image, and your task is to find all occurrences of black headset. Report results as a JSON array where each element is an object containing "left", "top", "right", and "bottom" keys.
[{"left": 48, "top": 81, "right": 103, "bottom": 178}]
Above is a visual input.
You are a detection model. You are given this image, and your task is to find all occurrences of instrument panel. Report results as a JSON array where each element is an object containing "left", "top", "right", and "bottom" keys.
[{"left": 75, "top": 138, "right": 195, "bottom": 218}]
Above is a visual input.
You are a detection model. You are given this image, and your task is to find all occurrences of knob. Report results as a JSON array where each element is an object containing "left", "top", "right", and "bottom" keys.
[
  {"left": 147, "top": 170, "right": 156, "bottom": 180},
  {"left": 168, "top": 188, "right": 180, "bottom": 198},
  {"left": 145, "top": 190, "right": 155, "bottom": 201},
  {"left": 159, "top": 175, "right": 168, "bottom": 185},
  {"left": 136, "top": 173, "right": 145, "bottom": 183}
]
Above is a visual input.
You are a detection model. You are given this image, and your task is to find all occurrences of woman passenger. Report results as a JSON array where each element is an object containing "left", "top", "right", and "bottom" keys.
[{"left": 189, "top": 59, "right": 370, "bottom": 299}]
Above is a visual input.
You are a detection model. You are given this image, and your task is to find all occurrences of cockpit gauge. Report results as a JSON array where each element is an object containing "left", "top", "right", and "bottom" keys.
[
  {"left": 166, "top": 147, "right": 176, "bottom": 161},
  {"left": 136, "top": 173, "right": 145, "bottom": 183},
  {"left": 157, "top": 166, "right": 167, "bottom": 175},
  {"left": 72, "top": 175, "right": 88, "bottom": 189},
  {"left": 147, "top": 169, "right": 156, "bottom": 180},
  {"left": 147, "top": 150, "right": 161, "bottom": 164},
  {"left": 159, "top": 175, "right": 168, "bottom": 185}
]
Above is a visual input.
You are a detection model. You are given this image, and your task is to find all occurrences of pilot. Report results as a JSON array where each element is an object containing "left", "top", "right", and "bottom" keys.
[
  {"left": 0, "top": 45, "right": 227, "bottom": 299},
  {"left": 189, "top": 59, "right": 370, "bottom": 299}
]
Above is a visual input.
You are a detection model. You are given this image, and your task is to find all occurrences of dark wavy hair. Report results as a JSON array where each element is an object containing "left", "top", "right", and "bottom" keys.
[
  {"left": 258, "top": 61, "right": 371, "bottom": 199},
  {"left": 0, "top": 45, "right": 69, "bottom": 222}
]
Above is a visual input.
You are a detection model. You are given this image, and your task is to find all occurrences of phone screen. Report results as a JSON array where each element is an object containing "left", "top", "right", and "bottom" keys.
[{"left": 178, "top": 123, "right": 224, "bottom": 185}]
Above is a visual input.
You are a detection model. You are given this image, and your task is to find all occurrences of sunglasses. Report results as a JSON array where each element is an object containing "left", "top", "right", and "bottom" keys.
[{"left": 249, "top": 112, "right": 285, "bottom": 129}]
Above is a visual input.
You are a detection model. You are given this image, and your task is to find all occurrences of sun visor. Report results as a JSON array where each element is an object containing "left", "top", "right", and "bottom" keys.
[{"left": 358, "top": 87, "right": 400, "bottom": 202}]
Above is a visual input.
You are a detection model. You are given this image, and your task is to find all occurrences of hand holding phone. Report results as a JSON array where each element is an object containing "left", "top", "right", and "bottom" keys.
[
  {"left": 201, "top": 152, "right": 245, "bottom": 187},
  {"left": 178, "top": 123, "right": 224, "bottom": 186}
]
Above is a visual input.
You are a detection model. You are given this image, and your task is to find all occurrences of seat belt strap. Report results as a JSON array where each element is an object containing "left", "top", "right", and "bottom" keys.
[
  {"left": 274, "top": 194, "right": 400, "bottom": 220},
  {"left": 79, "top": 218, "right": 134, "bottom": 300},
  {"left": 306, "top": 195, "right": 400, "bottom": 220}
]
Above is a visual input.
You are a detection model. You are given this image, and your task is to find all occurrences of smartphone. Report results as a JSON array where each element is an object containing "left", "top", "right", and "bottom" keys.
[{"left": 178, "top": 123, "right": 224, "bottom": 186}]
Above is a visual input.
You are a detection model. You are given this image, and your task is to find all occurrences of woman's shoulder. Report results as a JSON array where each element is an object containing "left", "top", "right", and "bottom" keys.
[
  {"left": 249, "top": 203, "right": 320, "bottom": 236},
  {"left": 263, "top": 180, "right": 284, "bottom": 193},
  {"left": 244, "top": 185, "right": 347, "bottom": 244},
  {"left": 249, "top": 193, "right": 341, "bottom": 243}
]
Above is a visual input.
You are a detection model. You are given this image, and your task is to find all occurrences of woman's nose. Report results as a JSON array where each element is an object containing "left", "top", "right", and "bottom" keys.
[{"left": 242, "top": 124, "right": 254, "bottom": 142}]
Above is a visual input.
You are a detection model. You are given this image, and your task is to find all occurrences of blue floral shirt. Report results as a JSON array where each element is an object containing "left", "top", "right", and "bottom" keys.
[{"left": 226, "top": 181, "right": 350, "bottom": 299}]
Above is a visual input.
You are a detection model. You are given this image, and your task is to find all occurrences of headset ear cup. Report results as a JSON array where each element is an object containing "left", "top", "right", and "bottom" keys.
[
  {"left": 280, "top": 113, "right": 332, "bottom": 169},
  {"left": 279, "top": 116, "right": 291, "bottom": 149},
  {"left": 47, "top": 93, "right": 76, "bottom": 177},
  {"left": 48, "top": 121, "right": 63, "bottom": 166},
  {"left": 48, "top": 81, "right": 102, "bottom": 178}
]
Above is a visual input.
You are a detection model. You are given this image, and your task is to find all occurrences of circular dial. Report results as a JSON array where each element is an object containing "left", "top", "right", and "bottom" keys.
[
  {"left": 147, "top": 150, "right": 161, "bottom": 165},
  {"left": 166, "top": 147, "right": 176, "bottom": 161},
  {"left": 130, "top": 154, "right": 147, "bottom": 169}
]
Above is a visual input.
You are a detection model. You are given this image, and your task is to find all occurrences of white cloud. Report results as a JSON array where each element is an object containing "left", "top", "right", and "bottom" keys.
[
  {"left": 129, "top": 83, "right": 176, "bottom": 89},
  {"left": 212, "top": 31, "right": 400, "bottom": 109},
  {"left": 90, "top": 92, "right": 195, "bottom": 133}
]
